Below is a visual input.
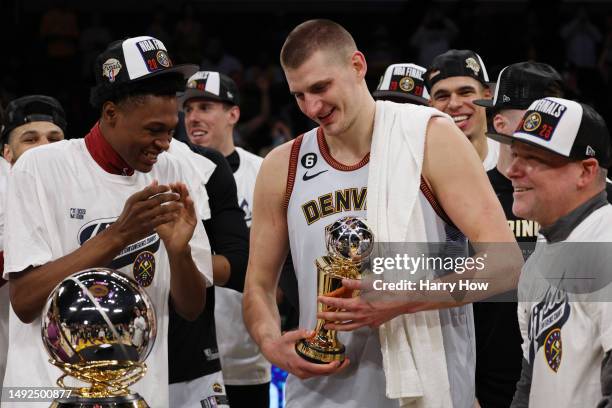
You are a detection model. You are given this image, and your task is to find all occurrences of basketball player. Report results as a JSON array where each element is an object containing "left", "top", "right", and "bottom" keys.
[{"left": 243, "top": 19, "right": 520, "bottom": 407}]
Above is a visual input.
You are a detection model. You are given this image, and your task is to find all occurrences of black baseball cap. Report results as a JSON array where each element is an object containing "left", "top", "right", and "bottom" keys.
[
  {"left": 2, "top": 95, "right": 67, "bottom": 142},
  {"left": 475, "top": 62, "right": 563, "bottom": 110},
  {"left": 179, "top": 71, "right": 239, "bottom": 107},
  {"left": 94, "top": 36, "right": 198, "bottom": 86},
  {"left": 373, "top": 63, "right": 430, "bottom": 105},
  {"left": 488, "top": 97, "right": 611, "bottom": 168},
  {"left": 425, "top": 49, "right": 491, "bottom": 92}
]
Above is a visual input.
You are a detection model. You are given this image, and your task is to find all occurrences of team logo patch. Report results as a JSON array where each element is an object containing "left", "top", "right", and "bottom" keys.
[
  {"left": 520, "top": 99, "right": 568, "bottom": 141},
  {"left": 156, "top": 50, "right": 171, "bottom": 67},
  {"left": 465, "top": 57, "right": 481, "bottom": 76},
  {"left": 187, "top": 79, "right": 198, "bottom": 89},
  {"left": 301, "top": 153, "right": 318, "bottom": 169},
  {"left": 212, "top": 382, "right": 223, "bottom": 393},
  {"left": 89, "top": 284, "right": 109, "bottom": 298},
  {"left": 102, "top": 58, "right": 122, "bottom": 83},
  {"left": 523, "top": 112, "right": 542, "bottom": 132},
  {"left": 133, "top": 251, "right": 156, "bottom": 287},
  {"left": 399, "top": 76, "right": 415, "bottom": 92},
  {"left": 544, "top": 328, "right": 562, "bottom": 372}
]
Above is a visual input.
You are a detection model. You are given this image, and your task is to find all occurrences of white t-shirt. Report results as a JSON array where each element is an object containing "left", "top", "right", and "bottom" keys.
[
  {"left": 518, "top": 204, "right": 612, "bottom": 408},
  {"left": 167, "top": 139, "right": 216, "bottom": 221},
  {"left": 215, "top": 147, "right": 271, "bottom": 385},
  {"left": 2, "top": 139, "right": 213, "bottom": 407},
  {"left": 483, "top": 138, "right": 500, "bottom": 171}
]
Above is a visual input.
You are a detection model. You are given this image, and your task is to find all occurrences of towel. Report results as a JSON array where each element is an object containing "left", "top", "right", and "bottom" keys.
[{"left": 367, "top": 100, "right": 453, "bottom": 408}]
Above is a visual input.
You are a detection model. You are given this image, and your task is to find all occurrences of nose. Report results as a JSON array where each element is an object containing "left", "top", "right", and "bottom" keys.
[
  {"left": 303, "top": 94, "right": 323, "bottom": 119},
  {"left": 447, "top": 93, "right": 463, "bottom": 111},
  {"left": 38, "top": 137, "right": 52, "bottom": 147},
  {"left": 185, "top": 111, "right": 198, "bottom": 128},
  {"left": 506, "top": 155, "right": 523, "bottom": 180},
  {"left": 154, "top": 137, "right": 171, "bottom": 152}
]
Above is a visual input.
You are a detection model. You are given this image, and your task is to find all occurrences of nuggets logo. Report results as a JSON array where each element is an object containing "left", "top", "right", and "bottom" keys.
[
  {"left": 133, "top": 251, "right": 156, "bottom": 287},
  {"left": 156, "top": 50, "right": 171, "bottom": 67},
  {"left": 102, "top": 58, "right": 122, "bottom": 83},
  {"left": 399, "top": 76, "right": 415, "bottom": 92},
  {"left": 89, "top": 284, "right": 109, "bottom": 298},
  {"left": 212, "top": 382, "right": 223, "bottom": 393},
  {"left": 544, "top": 328, "right": 562, "bottom": 372},
  {"left": 523, "top": 112, "right": 542, "bottom": 132},
  {"left": 465, "top": 58, "right": 481, "bottom": 76}
]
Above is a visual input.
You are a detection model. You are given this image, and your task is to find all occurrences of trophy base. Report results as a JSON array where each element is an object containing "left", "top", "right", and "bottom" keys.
[
  {"left": 295, "top": 338, "right": 345, "bottom": 364},
  {"left": 50, "top": 394, "right": 148, "bottom": 408}
]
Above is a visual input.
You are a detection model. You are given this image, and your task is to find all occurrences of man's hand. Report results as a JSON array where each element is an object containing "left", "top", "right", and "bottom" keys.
[
  {"left": 155, "top": 182, "right": 198, "bottom": 254},
  {"left": 317, "top": 279, "right": 457, "bottom": 330},
  {"left": 317, "top": 279, "right": 410, "bottom": 330},
  {"left": 260, "top": 329, "right": 350, "bottom": 379},
  {"left": 109, "top": 180, "right": 182, "bottom": 248}
]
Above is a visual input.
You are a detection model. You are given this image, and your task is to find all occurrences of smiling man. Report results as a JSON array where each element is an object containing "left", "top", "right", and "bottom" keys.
[
  {"left": 1, "top": 95, "right": 66, "bottom": 165},
  {"left": 0, "top": 94, "right": 67, "bottom": 398},
  {"left": 426, "top": 49, "right": 499, "bottom": 170},
  {"left": 243, "top": 19, "right": 520, "bottom": 408},
  {"left": 1, "top": 36, "right": 213, "bottom": 407},
  {"left": 487, "top": 98, "right": 612, "bottom": 408}
]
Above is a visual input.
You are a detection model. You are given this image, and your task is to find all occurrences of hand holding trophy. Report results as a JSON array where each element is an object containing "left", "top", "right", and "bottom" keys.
[
  {"left": 295, "top": 216, "right": 374, "bottom": 364},
  {"left": 42, "top": 268, "right": 156, "bottom": 408}
]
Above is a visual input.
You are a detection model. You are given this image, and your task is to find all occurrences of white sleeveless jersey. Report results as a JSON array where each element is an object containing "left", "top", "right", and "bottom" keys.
[
  {"left": 215, "top": 147, "right": 271, "bottom": 385},
  {"left": 285, "top": 128, "right": 475, "bottom": 408}
]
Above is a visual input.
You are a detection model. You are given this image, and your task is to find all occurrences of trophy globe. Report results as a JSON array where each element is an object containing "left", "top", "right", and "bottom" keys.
[{"left": 42, "top": 268, "right": 156, "bottom": 407}]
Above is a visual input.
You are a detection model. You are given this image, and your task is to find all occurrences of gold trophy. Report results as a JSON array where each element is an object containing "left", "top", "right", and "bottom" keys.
[
  {"left": 42, "top": 268, "right": 156, "bottom": 407},
  {"left": 295, "top": 216, "right": 374, "bottom": 364}
]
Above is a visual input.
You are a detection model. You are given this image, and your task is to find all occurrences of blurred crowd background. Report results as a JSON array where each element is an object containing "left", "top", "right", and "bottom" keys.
[{"left": 1, "top": 0, "right": 611, "bottom": 156}]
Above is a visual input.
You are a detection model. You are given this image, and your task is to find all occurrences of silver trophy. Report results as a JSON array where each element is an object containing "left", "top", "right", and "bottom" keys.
[{"left": 42, "top": 268, "right": 156, "bottom": 407}]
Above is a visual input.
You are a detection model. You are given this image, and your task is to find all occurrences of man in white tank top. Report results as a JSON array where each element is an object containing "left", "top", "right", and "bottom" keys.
[{"left": 243, "top": 19, "right": 520, "bottom": 408}]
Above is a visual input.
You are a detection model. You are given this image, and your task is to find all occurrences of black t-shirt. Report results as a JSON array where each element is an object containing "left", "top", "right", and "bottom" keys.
[
  {"left": 474, "top": 168, "right": 528, "bottom": 407},
  {"left": 167, "top": 138, "right": 249, "bottom": 383}
]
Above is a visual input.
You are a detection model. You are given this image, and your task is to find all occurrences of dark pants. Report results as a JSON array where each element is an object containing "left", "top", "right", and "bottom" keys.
[{"left": 225, "top": 383, "right": 270, "bottom": 408}]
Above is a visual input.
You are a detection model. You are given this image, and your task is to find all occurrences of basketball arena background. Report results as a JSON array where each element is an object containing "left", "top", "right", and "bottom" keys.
[{"left": 1, "top": 1, "right": 612, "bottom": 407}]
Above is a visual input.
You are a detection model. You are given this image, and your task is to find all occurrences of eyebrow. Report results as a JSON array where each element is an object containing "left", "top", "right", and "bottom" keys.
[
  {"left": 433, "top": 85, "right": 477, "bottom": 99},
  {"left": 290, "top": 79, "right": 332, "bottom": 96}
]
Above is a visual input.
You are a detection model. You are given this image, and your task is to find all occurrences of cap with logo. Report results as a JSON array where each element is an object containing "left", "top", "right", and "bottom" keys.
[
  {"left": 2, "top": 95, "right": 67, "bottom": 142},
  {"left": 179, "top": 71, "right": 239, "bottom": 107},
  {"left": 474, "top": 62, "right": 563, "bottom": 110},
  {"left": 487, "top": 97, "right": 611, "bottom": 168},
  {"left": 94, "top": 36, "right": 198, "bottom": 86},
  {"left": 424, "top": 49, "right": 490, "bottom": 92},
  {"left": 373, "top": 63, "right": 430, "bottom": 105}
]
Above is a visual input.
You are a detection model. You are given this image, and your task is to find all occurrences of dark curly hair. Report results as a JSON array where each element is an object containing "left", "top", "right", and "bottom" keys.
[{"left": 90, "top": 73, "right": 185, "bottom": 112}]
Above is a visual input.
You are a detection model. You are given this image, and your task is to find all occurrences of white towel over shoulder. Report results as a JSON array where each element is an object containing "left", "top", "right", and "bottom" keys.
[{"left": 367, "top": 100, "right": 453, "bottom": 408}]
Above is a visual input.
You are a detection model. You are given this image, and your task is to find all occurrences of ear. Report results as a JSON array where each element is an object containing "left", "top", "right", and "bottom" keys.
[
  {"left": 101, "top": 101, "right": 119, "bottom": 127},
  {"left": 482, "top": 86, "right": 492, "bottom": 99},
  {"left": 492, "top": 113, "right": 508, "bottom": 134},
  {"left": 577, "top": 158, "right": 599, "bottom": 188},
  {"left": 350, "top": 51, "right": 367, "bottom": 80},
  {"left": 3, "top": 144, "right": 13, "bottom": 164},
  {"left": 228, "top": 105, "right": 240, "bottom": 126}
]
